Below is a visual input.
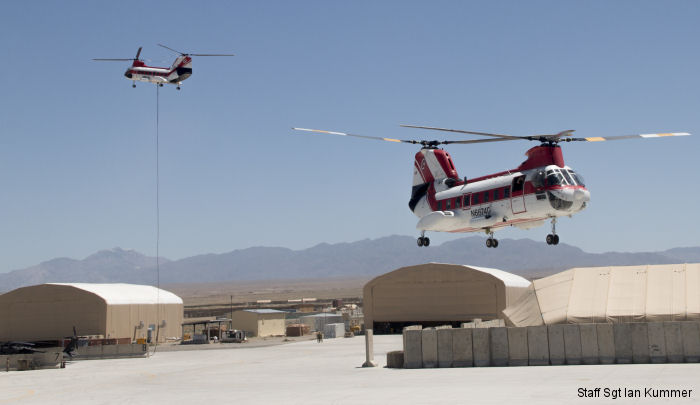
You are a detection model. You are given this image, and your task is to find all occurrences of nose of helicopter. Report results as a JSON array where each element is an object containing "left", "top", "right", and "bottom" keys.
[{"left": 574, "top": 188, "right": 590, "bottom": 202}]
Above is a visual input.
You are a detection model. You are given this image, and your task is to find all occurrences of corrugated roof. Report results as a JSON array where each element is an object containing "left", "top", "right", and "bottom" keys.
[
  {"left": 244, "top": 309, "right": 285, "bottom": 314},
  {"left": 48, "top": 283, "right": 183, "bottom": 305},
  {"left": 465, "top": 265, "right": 532, "bottom": 288}
]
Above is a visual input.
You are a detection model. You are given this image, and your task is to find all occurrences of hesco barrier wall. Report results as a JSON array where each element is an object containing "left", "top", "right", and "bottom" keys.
[{"left": 395, "top": 321, "right": 700, "bottom": 368}]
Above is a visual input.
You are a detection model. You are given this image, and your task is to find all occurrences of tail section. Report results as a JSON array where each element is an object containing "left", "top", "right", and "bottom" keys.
[
  {"left": 412, "top": 149, "right": 459, "bottom": 185},
  {"left": 168, "top": 55, "right": 193, "bottom": 83},
  {"left": 409, "top": 149, "right": 460, "bottom": 214}
]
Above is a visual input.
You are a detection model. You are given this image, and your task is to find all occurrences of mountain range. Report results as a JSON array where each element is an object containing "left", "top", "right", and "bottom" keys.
[{"left": 1, "top": 235, "right": 698, "bottom": 293}]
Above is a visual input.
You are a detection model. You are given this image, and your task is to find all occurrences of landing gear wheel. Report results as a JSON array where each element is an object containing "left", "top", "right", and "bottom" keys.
[
  {"left": 553, "top": 235, "right": 559, "bottom": 245},
  {"left": 159, "top": 83, "right": 164, "bottom": 87},
  {"left": 176, "top": 86, "right": 181, "bottom": 90},
  {"left": 493, "top": 239, "right": 499, "bottom": 248},
  {"left": 132, "top": 84, "right": 136, "bottom": 88},
  {"left": 546, "top": 234, "right": 554, "bottom": 245},
  {"left": 423, "top": 237, "right": 430, "bottom": 247},
  {"left": 417, "top": 237, "right": 424, "bottom": 247},
  {"left": 486, "top": 238, "right": 493, "bottom": 248}
]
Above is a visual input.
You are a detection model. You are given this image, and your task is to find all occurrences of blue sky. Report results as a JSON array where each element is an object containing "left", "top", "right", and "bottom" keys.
[{"left": 1, "top": 1, "right": 699, "bottom": 272}]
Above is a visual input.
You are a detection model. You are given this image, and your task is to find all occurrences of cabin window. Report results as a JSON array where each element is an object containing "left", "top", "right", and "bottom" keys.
[
  {"left": 463, "top": 194, "right": 471, "bottom": 208},
  {"left": 446, "top": 200, "right": 451, "bottom": 209},
  {"left": 455, "top": 198, "right": 461, "bottom": 208},
  {"left": 483, "top": 191, "right": 490, "bottom": 202},
  {"left": 494, "top": 189, "right": 500, "bottom": 200},
  {"left": 504, "top": 187, "right": 510, "bottom": 198},
  {"left": 473, "top": 194, "right": 480, "bottom": 205}
]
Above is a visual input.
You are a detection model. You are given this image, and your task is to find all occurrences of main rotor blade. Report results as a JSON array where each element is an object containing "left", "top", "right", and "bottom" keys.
[
  {"left": 158, "top": 43, "right": 184, "bottom": 55},
  {"left": 135, "top": 46, "right": 142, "bottom": 60},
  {"left": 92, "top": 58, "right": 134, "bottom": 61},
  {"left": 571, "top": 132, "right": 691, "bottom": 142},
  {"left": 400, "top": 124, "right": 526, "bottom": 141},
  {"left": 293, "top": 127, "right": 416, "bottom": 144},
  {"left": 445, "top": 138, "right": 519, "bottom": 145},
  {"left": 190, "top": 53, "right": 235, "bottom": 56}
]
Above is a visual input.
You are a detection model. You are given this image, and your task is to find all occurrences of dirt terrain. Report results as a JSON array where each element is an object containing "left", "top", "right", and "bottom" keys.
[{"left": 163, "top": 277, "right": 368, "bottom": 316}]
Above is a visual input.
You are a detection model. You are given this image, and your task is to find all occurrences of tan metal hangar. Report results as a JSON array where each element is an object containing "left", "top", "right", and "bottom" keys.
[
  {"left": 0, "top": 283, "right": 183, "bottom": 342},
  {"left": 503, "top": 263, "right": 700, "bottom": 327},
  {"left": 363, "top": 263, "right": 531, "bottom": 333}
]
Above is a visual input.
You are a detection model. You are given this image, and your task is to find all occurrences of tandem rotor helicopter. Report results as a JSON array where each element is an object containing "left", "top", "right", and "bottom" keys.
[
  {"left": 93, "top": 44, "right": 234, "bottom": 90},
  {"left": 293, "top": 125, "right": 690, "bottom": 248}
]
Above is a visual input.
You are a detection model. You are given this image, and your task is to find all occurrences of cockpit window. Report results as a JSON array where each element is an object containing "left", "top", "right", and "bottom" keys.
[
  {"left": 568, "top": 169, "right": 585, "bottom": 187},
  {"left": 546, "top": 169, "right": 567, "bottom": 186},
  {"left": 560, "top": 169, "right": 575, "bottom": 186}
]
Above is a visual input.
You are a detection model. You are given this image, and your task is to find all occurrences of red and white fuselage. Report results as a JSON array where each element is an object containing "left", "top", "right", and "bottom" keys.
[
  {"left": 123, "top": 55, "right": 193, "bottom": 86},
  {"left": 409, "top": 145, "right": 590, "bottom": 235}
]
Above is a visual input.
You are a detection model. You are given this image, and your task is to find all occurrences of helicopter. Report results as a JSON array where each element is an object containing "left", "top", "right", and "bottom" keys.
[
  {"left": 293, "top": 125, "right": 690, "bottom": 248},
  {"left": 93, "top": 44, "right": 234, "bottom": 90}
]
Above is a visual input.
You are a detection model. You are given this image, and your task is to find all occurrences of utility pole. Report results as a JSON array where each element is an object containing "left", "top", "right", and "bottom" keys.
[{"left": 230, "top": 295, "right": 233, "bottom": 330}]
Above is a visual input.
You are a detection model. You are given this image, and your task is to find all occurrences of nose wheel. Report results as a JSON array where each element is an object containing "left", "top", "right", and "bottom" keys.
[
  {"left": 417, "top": 232, "right": 430, "bottom": 247},
  {"left": 546, "top": 218, "right": 560, "bottom": 245},
  {"left": 132, "top": 82, "right": 136, "bottom": 88},
  {"left": 485, "top": 230, "right": 499, "bottom": 248}
]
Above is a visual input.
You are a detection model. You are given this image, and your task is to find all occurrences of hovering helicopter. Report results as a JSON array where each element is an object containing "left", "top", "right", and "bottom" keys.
[
  {"left": 93, "top": 44, "right": 234, "bottom": 90},
  {"left": 293, "top": 126, "right": 690, "bottom": 248}
]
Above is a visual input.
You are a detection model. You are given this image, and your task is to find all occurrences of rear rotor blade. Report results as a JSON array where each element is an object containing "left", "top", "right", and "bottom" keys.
[
  {"left": 400, "top": 124, "right": 526, "bottom": 141},
  {"left": 293, "top": 127, "right": 415, "bottom": 144},
  {"left": 92, "top": 58, "right": 134, "bottom": 61},
  {"left": 135, "top": 47, "right": 142, "bottom": 60},
  {"left": 158, "top": 43, "right": 184, "bottom": 55},
  {"left": 570, "top": 132, "right": 691, "bottom": 142}
]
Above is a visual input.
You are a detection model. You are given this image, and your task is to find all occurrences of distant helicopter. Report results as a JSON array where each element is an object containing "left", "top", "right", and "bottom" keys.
[
  {"left": 293, "top": 126, "right": 689, "bottom": 248},
  {"left": 93, "top": 44, "right": 234, "bottom": 90}
]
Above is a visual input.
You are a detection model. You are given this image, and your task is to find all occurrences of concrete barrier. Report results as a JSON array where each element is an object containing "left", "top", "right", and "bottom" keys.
[
  {"left": 579, "top": 324, "right": 599, "bottom": 365},
  {"left": 400, "top": 321, "right": 696, "bottom": 369},
  {"left": 437, "top": 328, "right": 453, "bottom": 368},
  {"left": 596, "top": 323, "right": 615, "bottom": 364},
  {"left": 507, "top": 327, "right": 528, "bottom": 366},
  {"left": 563, "top": 324, "right": 582, "bottom": 365},
  {"left": 681, "top": 322, "right": 700, "bottom": 362},
  {"left": 631, "top": 323, "right": 650, "bottom": 364},
  {"left": 548, "top": 324, "right": 566, "bottom": 365},
  {"left": 663, "top": 321, "right": 684, "bottom": 363},
  {"left": 403, "top": 328, "right": 423, "bottom": 369},
  {"left": 386, "top": 351, "right": 404, "bottom": 368},
  {"left": 1, "top": 350, "right": 63, "bottom": 371},
  {"left": 452, "top": 328, "right": 473, "bottom": 367},
  {"left": 490, "top": 327, "right": 508, "bottom": 367},
  {"left": 613, "top": 323, "right": 633, "bottom": 364},
  {"left": 527, "top": 325, "right": 549, "bottom": 366},
  {"left": 422, "top": 328, "right": 438, "bottom": 368},
  {"left": 647, "top": 322, "right": 667, "bottom": 363},
  {"left": 472, "top": 328, "right": 490, "bottom": 367}
]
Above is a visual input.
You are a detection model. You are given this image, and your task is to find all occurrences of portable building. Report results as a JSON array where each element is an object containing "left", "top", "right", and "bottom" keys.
[{"left": 230, "top": 309, "right": 286, "bottom": 337}]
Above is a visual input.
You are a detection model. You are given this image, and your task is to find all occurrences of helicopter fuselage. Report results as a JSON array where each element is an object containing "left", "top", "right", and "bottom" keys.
[
  {"left": 410, "top": 144, "right": 590, "bottom": 239},
  {"left": 123, "top": 56, "right": 193, "bottom": 86}
]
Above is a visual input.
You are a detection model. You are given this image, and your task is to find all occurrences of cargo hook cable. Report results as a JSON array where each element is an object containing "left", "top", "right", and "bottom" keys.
[{"left": 151, "top": 84, "right": 161, "bottom": 356}]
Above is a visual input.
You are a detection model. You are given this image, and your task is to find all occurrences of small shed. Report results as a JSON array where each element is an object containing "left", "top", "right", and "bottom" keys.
[
  {"left": 299, "top": 313, "right": 344, "bottom": 332},
  {"left": 230, "top": 309, "right": 286, "bottom": 337}
]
